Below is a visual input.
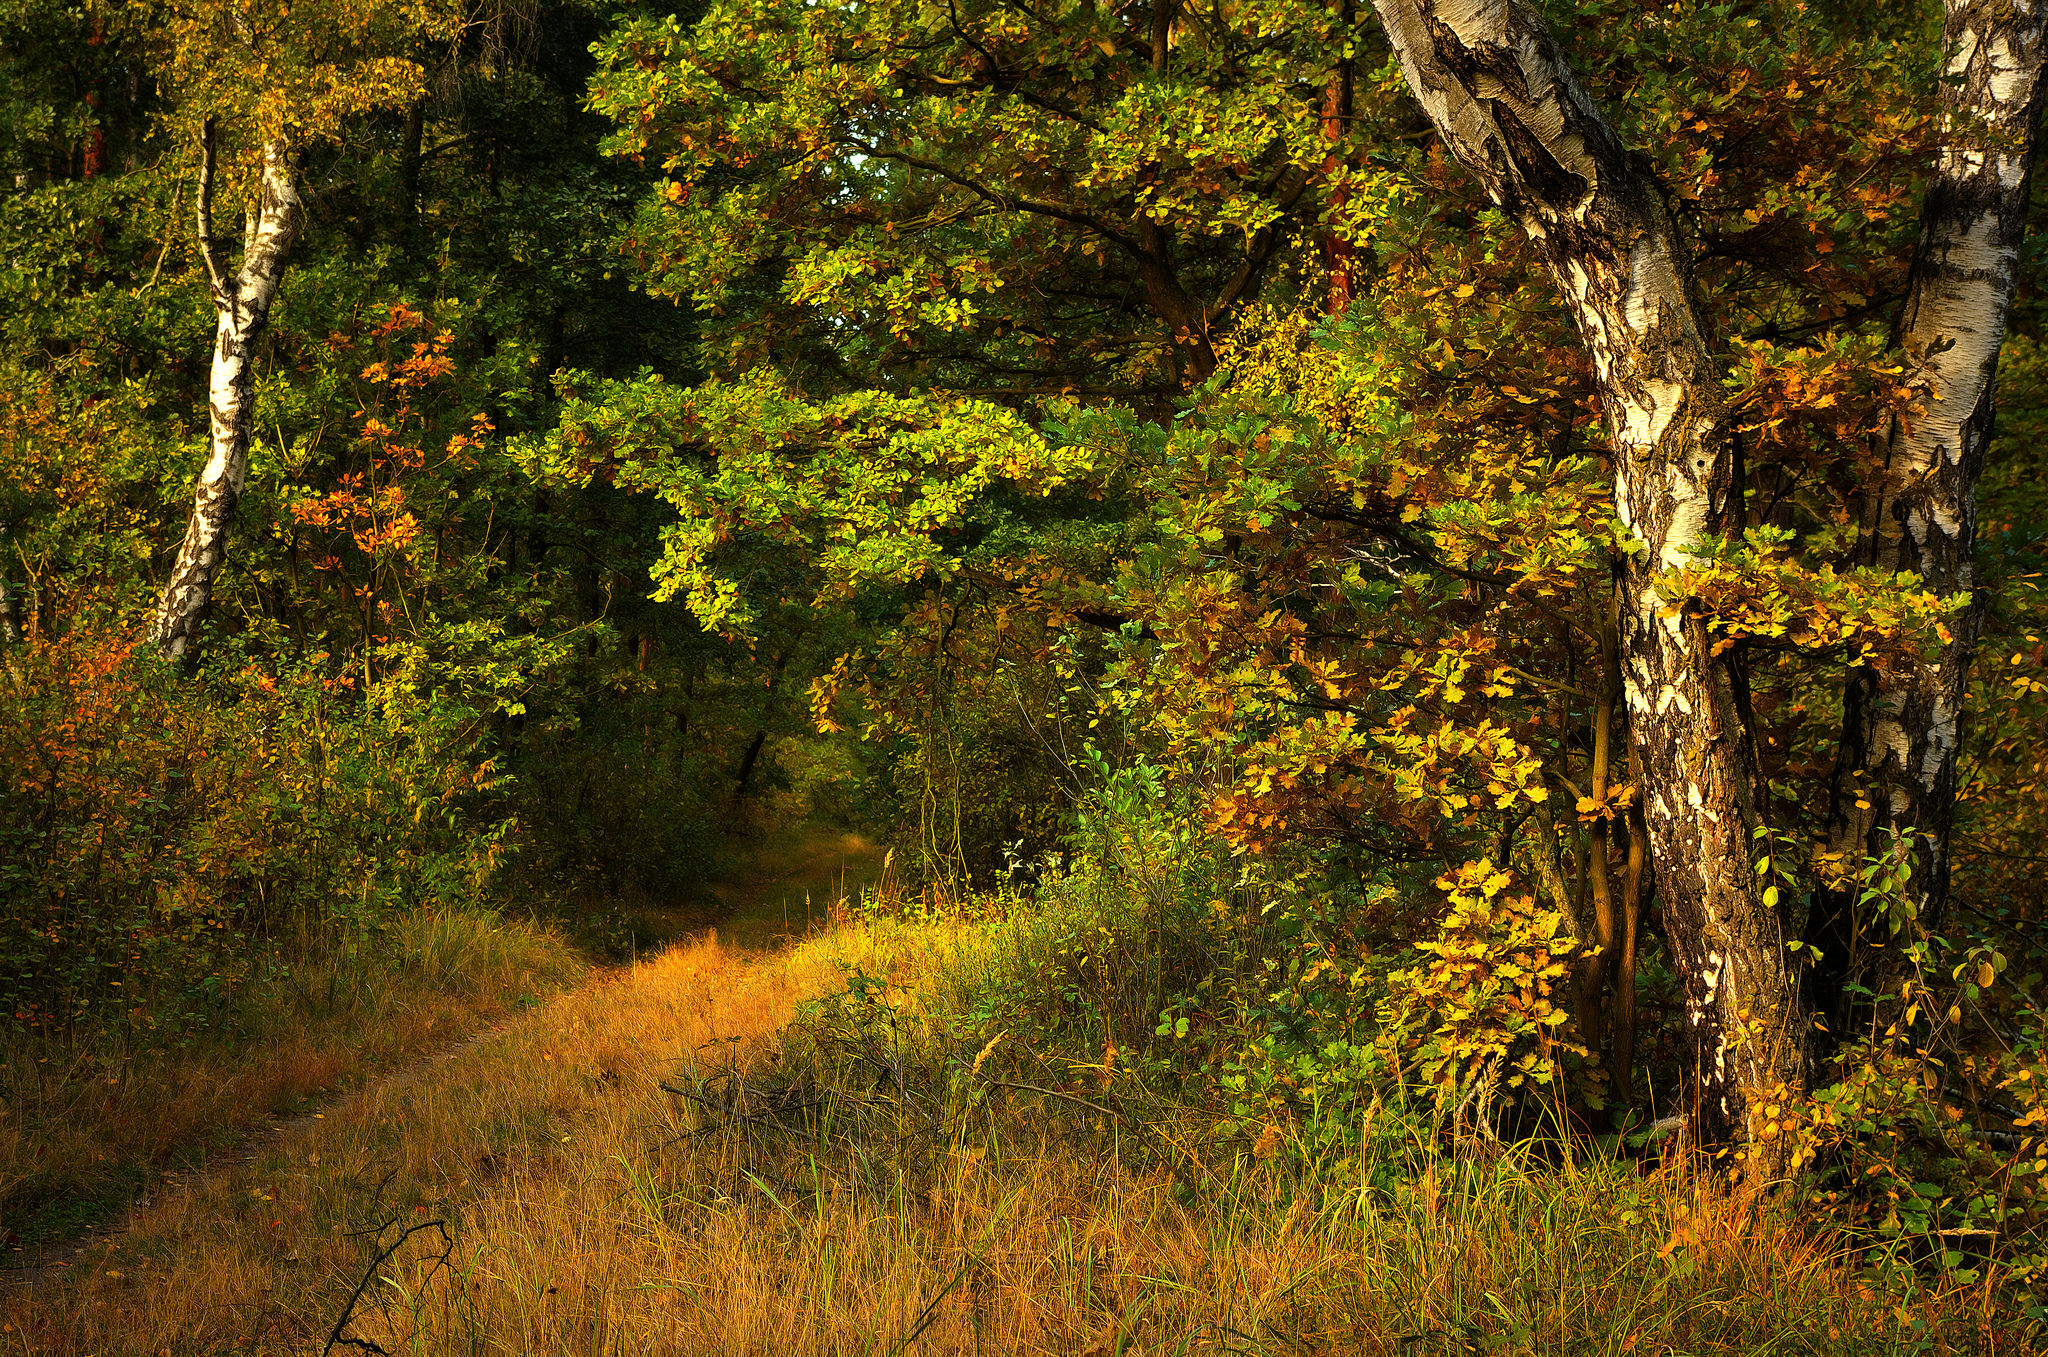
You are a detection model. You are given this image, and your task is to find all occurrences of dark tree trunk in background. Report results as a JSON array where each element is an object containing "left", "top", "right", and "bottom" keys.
[
  {"left": 0, "top": 525, "right": 21, "bottom": 646},
  {"left": 1320, "top": 0, "right": 1357, "bottom": 314}
]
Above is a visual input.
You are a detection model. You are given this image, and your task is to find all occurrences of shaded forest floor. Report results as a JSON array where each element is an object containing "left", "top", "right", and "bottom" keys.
[
  {"left": 2, "top": 892, "right": 2024, "bottom": 1354},
  {"left": 601, "top": 828, "right": 886, "bottom": 955}
]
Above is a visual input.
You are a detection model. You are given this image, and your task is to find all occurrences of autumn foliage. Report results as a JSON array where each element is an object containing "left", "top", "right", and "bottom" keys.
[
  {"left": 14, "top": 0, "right": 2048, "bottom": 1339},
  {"left": 0, "top": 615, "right": 507, "bottom": 1034}
]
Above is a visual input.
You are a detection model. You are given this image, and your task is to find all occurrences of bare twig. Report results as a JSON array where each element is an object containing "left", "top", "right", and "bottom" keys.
[{"left": 321, "top": 1216, "right": 453, "bottom": 1357}]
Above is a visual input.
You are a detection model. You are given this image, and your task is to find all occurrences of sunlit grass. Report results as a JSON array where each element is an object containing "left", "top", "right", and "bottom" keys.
[
  {"left": 4, "top": 916, "right": 2021, "bottom": 1355},
  {"left": 0, "top": 907, "right": 583, "bottom": 1251}
]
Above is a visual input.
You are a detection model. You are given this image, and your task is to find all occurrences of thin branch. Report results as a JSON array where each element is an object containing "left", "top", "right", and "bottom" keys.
[
  {"left": 322, "top": 1217, "right": 453, "bottom": 1356},
  {"left": 845, "top": 138, "right": 1139, "bottom": 253},
  {"left": 195, "top": 117, "right": 230, "bottom": 304},
  {"left": 1205, "top": 166, "right": 1312, "bottom": 323}
]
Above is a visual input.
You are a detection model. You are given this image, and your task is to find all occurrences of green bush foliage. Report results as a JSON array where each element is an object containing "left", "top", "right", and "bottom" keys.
[{"left": 0, "top": 618, "right": 511, "bottom": 1034}]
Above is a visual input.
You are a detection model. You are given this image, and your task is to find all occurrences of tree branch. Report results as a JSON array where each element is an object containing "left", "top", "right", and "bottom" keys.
[
  {"left": 195, "top": 117, "right": 230, "bottom": 305},
  {"left": 846, "top": 139, "right": 1139, "bottom": 252}
]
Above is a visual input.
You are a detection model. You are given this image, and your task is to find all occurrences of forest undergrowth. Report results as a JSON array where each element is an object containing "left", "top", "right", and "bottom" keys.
[
  {"left": 0, "top": 906, "right": 582, "bottom": 1257},
  {"left": 2, "top": 900, "right": 2029, "bottom": 1355},
  {"left": 13, "top": 0, "right": 2048, "bottom": 1349}
]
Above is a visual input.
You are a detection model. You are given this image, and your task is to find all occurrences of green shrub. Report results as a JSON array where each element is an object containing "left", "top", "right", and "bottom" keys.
[{"left": 0, "top": 619, "right": 512, "bottom": 1037}]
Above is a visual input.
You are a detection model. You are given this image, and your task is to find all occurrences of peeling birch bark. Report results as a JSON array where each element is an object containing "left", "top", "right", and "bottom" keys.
[
  {"left": 1370, "top": 0, "right": 1803, "bottom": 1179},
  {"left": 1809, "top": 1, "right": 2048, "bottom": 1020},
  {"left": 152, "top": 124, "right": 302, "bottom": 663}
]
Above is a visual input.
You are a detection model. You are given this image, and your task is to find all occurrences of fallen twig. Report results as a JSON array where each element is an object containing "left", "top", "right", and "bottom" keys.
[{"left": 321, "top": 1216, "right": 453, "bottom": 1357}]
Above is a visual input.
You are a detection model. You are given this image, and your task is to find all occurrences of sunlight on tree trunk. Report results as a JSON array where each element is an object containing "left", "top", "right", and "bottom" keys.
[
  {"left": 1809, "top": 0, "right": 2048, "bottom": 1029},
  {"left": 153, "top": 123, "right": 301, "bottom": 662},
  {"left": 1369, "top": 0, "right": 1804, "bottom": 1182}
]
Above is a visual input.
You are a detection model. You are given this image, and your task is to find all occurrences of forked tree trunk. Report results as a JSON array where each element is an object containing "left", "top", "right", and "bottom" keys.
[
  {"left": 1808, "top": 1, "right": 2048, "bottom": 1029},
  {"left": 1370, "top": 0, "right": 1803, "bottom": 1180},
  {"left": 153, "top": 124, "right": 302, "bottom": 662}
]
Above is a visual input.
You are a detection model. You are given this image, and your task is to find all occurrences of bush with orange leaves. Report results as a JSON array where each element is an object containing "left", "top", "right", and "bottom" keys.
[{"left": 0, "top": 613, "right": 507, "bottom": 1037}]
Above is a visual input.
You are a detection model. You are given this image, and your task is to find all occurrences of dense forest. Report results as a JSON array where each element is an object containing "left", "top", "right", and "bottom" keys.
[{"left": 9, "top": 0, "right": 2048, "bottom": 1349}]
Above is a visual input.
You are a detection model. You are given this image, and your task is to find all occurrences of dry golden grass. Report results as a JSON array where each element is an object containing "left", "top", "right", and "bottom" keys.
[
  {"left": 0, "top": 921, "right": 904, "bottom": 1352},
  {"left": 2, "top": 918, "right": 2026, "bottom": 1356},
  {"left": 0, "top": 908, "right": 584, "bottom": 1250}
]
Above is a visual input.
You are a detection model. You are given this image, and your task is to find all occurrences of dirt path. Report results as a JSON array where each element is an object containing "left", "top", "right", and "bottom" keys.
[
  {"left": 0, "top": 983, "right": 591, "bottom": 1294},
  {"left": 0, "top": 919, "right": 898, "bottom": 1354},
  {"left": 0, "top": 834, "right": 884, "bottom": 1309}
]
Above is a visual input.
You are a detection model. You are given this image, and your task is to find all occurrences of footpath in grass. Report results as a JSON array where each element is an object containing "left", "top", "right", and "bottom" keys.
[
  {"left": 2, "top": 904, "right": 2025, "bottom": 1355},
  {"left": 0, "top": 829, "right": 882, "bottom": 1274},
  {"left": 0, "top": 908, "right": 585, "bottom": 1262},
  {"left": 0, "top": 922, "right": 897, "bottom": 1353}
]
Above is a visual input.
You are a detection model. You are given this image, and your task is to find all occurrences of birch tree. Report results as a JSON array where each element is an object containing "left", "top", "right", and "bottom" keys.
[
  {"left": 153, "top": 121, "right": 304, "bottom": 662},
  {"left": 1807, "top": 1, "right": 2048, "bottom": 1027},
  {"left": 1367, "top": 0, "right": 2047, "bottom": 1177},
  {"left": 148, "top": 0, "right": 461, "bottom": 662}
]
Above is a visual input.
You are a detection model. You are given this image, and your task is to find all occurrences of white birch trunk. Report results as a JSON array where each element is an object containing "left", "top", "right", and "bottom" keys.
[
  {"left": 1369, "top": 0, "right": 1802, "bottom": 1179},
  {"left": 1809, "top": 2, "right": 2048, "bottom": 1017},
  {"left": 152, "top": 129, "right": 302, "bottom": 662}
]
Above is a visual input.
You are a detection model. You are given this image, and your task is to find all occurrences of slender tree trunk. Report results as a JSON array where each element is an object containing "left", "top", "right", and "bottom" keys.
[
  {"left": 1614, "top": 784, "right": 1647, "bottom": 1097},
  {"left": 733, "top": 645, "right": 794, "bottom": 805},
  {"left": 733, "top": 728, "right": 770, "bottom": 802},
  {"left": 400, "top": 99, "right": 425, "bottom": 222},
  {"left": 1134, "top": 240, "right": 1218, "bottom": 383},
  {"left": 153, "top": 124, "right": 303, "bottom": 662},
  {"left": 1320, "top": 0, "right": 1357, "bottom": 314},
  {"left": 1370, "top": 0, "right": 1803, "bottom": 1179},
  {"left": 1136, "top": 0, "right": 1219, "bottom": 383},
  {"left": 1808, "top": 1, "right": 2048, "bottom": 1030},
  {"left": 1581, "top": 605, "right": 1621, "bottom": 1059},
  {"left": 0, "top": 525, "right": 22, "bottom": 646}
]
